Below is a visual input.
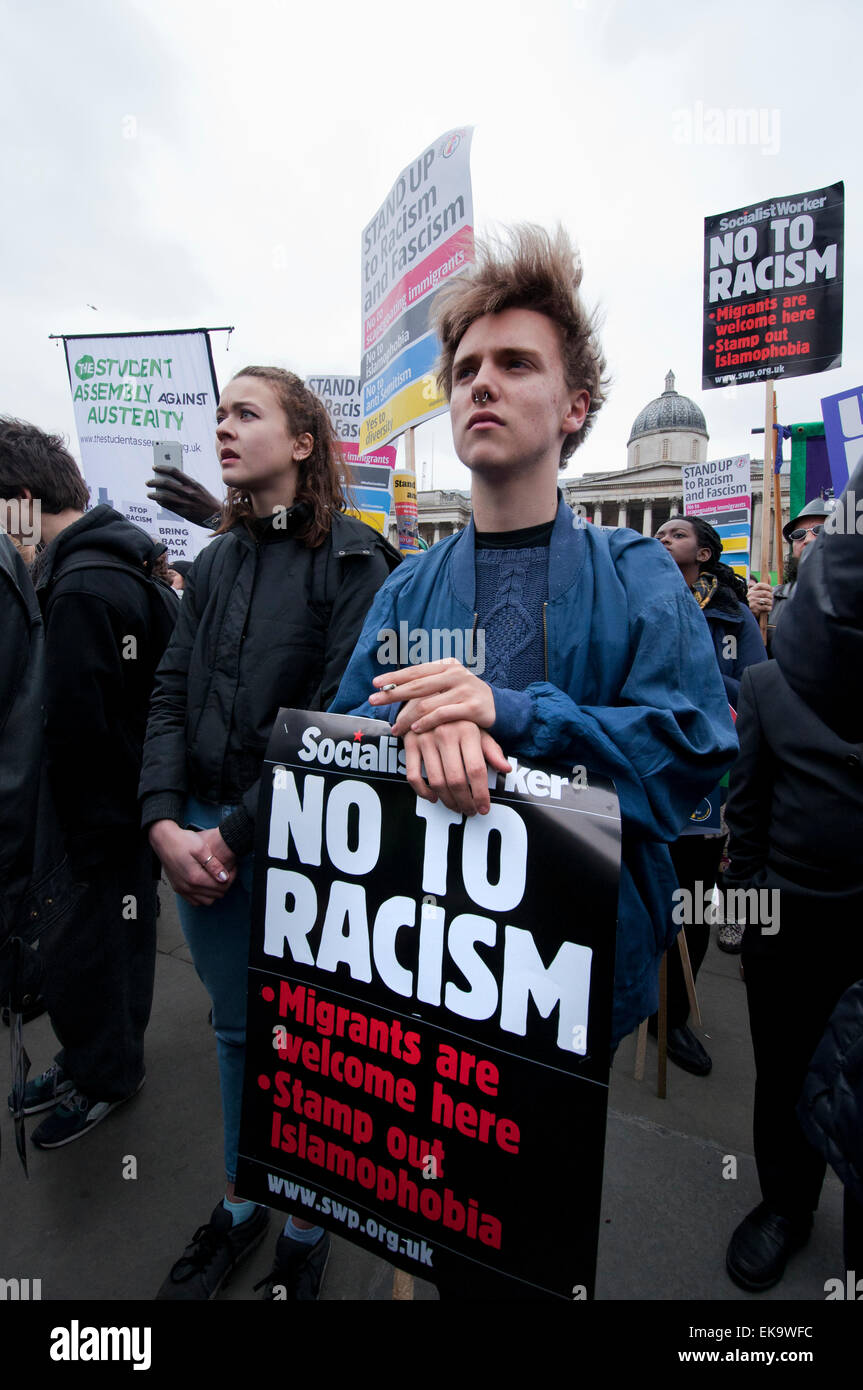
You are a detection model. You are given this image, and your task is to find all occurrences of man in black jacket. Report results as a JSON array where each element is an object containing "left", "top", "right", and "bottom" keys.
[
  {"left": 0, "top": 529, "right": 43, "bottom": 950},
  {"left": 0, "top": 417, "right": 178, "bottom": 1148},
  {"left": 0, "top": 529, "right": 83, "bottom": 1043},
  {"left": 745, "top": 495, "right": 837, "bottom": 652},
  {"left": 724, "top": 453, "right": 863, "bottom": 1291}
]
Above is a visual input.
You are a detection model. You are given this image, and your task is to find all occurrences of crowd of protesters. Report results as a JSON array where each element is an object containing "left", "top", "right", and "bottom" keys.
[{"left": 1, "top": 225, "right": 861, "bottom": 1302}]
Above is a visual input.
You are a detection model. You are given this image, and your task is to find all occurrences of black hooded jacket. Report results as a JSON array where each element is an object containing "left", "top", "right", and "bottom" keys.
[
  {"left": 725, "top": 457, "right": 863, "bottom": 907},
  {"left": 773, "top": 455, "right": 863, "bottom": 745},
  {"left": 31, "top": 505, "right": 178, "bottom": 870},
  {"left": 138, "top": 504, "right": 401, "bottom": 857},
  {"left": 0, "top": 533, "right": 44, "bottom": 937}
]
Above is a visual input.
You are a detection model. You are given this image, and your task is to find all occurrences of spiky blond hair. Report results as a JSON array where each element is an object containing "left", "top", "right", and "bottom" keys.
[{"left": 432, "top": 224, "right": 609, "bottom": 462}]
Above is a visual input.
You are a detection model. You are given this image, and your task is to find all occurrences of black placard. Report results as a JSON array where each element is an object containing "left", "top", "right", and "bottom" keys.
[
  {"left": 235, "top": 710, "right": 620, "bottom": 1300},
  {"left": 703, "top": 182, "right": 843, "bottom": 389}
]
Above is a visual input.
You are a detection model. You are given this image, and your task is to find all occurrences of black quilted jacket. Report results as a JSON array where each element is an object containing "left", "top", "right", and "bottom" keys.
[{"left": 798, "top": 979, "right": 863, "bottom": 1206}]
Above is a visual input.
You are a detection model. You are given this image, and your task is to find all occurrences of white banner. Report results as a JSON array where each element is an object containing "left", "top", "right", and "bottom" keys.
[{"left": 63, "top": 330, "right": 222, "bottom": 561}]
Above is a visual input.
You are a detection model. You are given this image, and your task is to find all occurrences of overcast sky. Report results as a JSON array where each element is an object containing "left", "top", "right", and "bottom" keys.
[{"left": 2, "top": 0, "right": 859, "bottom": 493}]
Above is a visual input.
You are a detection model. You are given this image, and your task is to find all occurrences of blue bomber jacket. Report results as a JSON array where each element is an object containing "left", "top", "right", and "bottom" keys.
[{"left": 331, "top": 500, "right": 738, "bottom": 1045}]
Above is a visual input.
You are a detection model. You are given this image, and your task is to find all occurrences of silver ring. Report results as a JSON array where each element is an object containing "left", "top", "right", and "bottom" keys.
[
  {"left": 203, "top": 853, "right": 214, "bottom": 866},
  {"left": 472, "top": 390, "right": 489, "bottom": 404}
]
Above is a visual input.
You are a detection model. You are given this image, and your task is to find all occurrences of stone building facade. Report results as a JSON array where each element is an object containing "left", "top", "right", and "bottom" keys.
[{"left": 561, "top": 370, "right": 789, "bottom": 573}]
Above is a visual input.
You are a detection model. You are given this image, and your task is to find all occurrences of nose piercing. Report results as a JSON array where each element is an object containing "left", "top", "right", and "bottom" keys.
[{"left": 472, "top": 391, "right": 489, "bottom": 404}]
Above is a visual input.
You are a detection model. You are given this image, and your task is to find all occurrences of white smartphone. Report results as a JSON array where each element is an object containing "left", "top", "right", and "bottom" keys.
[{"left": 154, "top": 440, "right": 184, "bottom": 472}]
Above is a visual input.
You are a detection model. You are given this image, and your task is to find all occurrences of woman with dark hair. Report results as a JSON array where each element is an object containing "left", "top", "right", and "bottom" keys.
[
  {"left": 655, "top": 515, "right": 766, "bottom": 706},
  {"left": 652, "top": 515, "right": 766, "bottom": 1074},
  {"left": 139, "top": 366, "right": 400, "bottom": 1301}
]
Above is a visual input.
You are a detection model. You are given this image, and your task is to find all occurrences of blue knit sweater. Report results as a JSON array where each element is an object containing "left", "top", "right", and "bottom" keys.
[{"left": 474, "top": 544, "right": 548, "bottom": 690}]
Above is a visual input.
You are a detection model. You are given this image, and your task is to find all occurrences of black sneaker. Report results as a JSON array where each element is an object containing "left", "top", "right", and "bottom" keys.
[
  {"left": 255, "top": 1229, "right": 330, "bottom": 1300},
  {"left": 8, "top": 1062, "right": 74, "bottom": 1117},
  {"left": 156, "top": 1203, "right": 270, "bottom": 1300},
  {"left": 30, "top": 1076, "right": 145, "bottom": 1147},
  {"left": 717, "top": 921, "right": 745, "bottom": 954}
]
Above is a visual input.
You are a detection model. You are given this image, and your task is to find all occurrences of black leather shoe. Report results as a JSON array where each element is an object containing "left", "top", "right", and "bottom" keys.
[
  {"left": 665, "top": 1025, "right": 712, "bottom": 1076},
  {"left": 726, "top": 1202, "right": 813, "bottom": 1291}
]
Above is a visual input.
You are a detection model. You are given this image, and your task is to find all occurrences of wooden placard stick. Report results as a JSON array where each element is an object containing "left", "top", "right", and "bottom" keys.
[
  {"left": 634, "top": 1018, "right": 648, "bottom": 1082},
  {"left": 758, "top": 382, "right": 775, "bottom": 643},
  {"left": 677, "top": 926, "right": 702, "bottom": 1028},
  {"left": 404, "top": 424, "right": 416, "bottom": 475},
  {"left": 392, "top": 1268, "right": 415, "bottom": 1300},
  {"left": 772, "top": 392, "right": 784, "bottom": 590},
  {"left": 657, "top": 952, "right": 668, "bottom": 1099}
]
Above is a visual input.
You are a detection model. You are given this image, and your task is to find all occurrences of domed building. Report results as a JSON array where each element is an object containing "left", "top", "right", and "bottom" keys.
[
  {"left": 562, "top": 369, "right": 709, "bottom": 536},
  {"left": 411, "top": 368, "right": 790, "bottom": 576},
  {"left": 626, "top": 370, "right": 708, "bottom": 470},
  {"left": 559, "top": 368, "right": 789, "bottom": 574}
]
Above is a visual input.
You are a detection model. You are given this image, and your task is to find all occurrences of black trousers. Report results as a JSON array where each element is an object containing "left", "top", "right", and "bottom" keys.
[
  {"left": 665, "top": 835, "right": 724, "bottom": 1030},
  {"left": 742, "top": 897, "right": 863, "bottom": 1221},
  {"left": 41, "top": 837, "right": 157, "bottom": 1101},
  {"left": 844, "top": 1188, "right": 863, "bottom": 1271}
]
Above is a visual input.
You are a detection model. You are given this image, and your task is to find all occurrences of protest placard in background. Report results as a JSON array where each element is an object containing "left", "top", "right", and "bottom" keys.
[
  {"left": 821, "top": 383, "right": 863, "bottom": 499},
  {"left": 702, "top": 182, "right": 843, "bottom": 391},
  {"left": 359, "top": 128, "right": 474, "bottom": 453},
  {"left": 307, "top": 374, "right": 364, "bottom": 448},
  {"left": 682, "top": 453, "right": 752, "bottom": 578},
  {"left": 308, "top": 374, "right": 395, "bottom": 534},
  {"left": 236, "top": 710, "right": 620, "bottom": 1299},
  {"left": 679, "top": 454, "right": 752, "bottom": 831},
  {"left": 62, "top": 329, "right": 222, "bottom": 560},
  {"left": 392, "top": 470, "right": 419, "bottom": 553}
]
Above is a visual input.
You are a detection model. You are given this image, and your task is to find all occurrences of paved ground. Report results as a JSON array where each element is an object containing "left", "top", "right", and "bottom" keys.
[{"left": 0, "top": 885, "right": 845, "bottom": 1304}]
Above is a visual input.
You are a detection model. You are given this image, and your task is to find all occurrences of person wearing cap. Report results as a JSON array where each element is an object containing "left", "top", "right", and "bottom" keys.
[{"left": 747, "top": 496, "right": 837, "bottom": 651}]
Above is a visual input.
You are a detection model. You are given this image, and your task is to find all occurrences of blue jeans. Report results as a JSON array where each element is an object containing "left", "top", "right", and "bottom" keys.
[{"left": 175, "top": 796, "right": 254, "bottom": 1183}]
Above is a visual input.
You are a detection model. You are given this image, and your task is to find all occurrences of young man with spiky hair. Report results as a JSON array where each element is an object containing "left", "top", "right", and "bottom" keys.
[
  {"left": 333, "top": 225, "right": 736, "bottom": 1053},
  {"left": 0, "top": 418, "right": 177, "bottom": 1147}
]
